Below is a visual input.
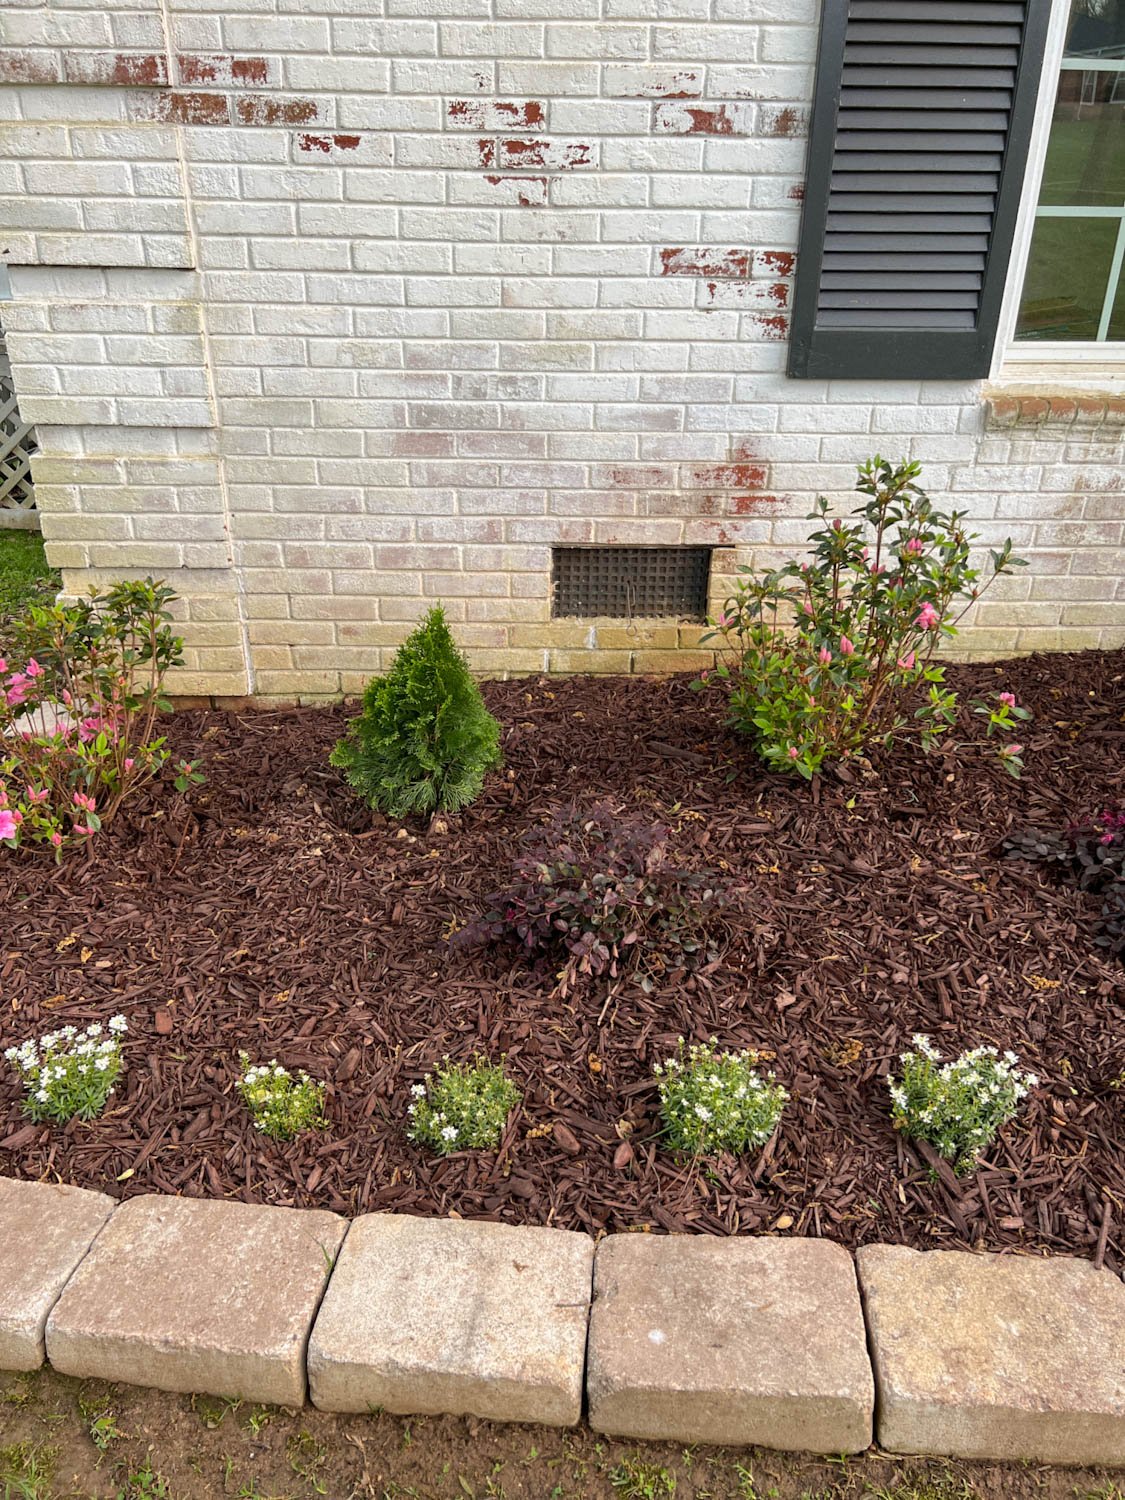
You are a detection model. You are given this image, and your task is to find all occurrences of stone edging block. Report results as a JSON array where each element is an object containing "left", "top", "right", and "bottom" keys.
[
  {"left": 857, "top": 1244, "right": 1125, "bottom": 1465},
  {"left": 308, "top": 1214, "right": 594, "bottom": 1426},
  {"left": 586, "top": 1233, "right": 874, "bottom": 1452},
  {"left": 46, "top": 1194, "right": 347, "bottom": 1407},
  {"left": 0, "top": 1176, "right": 115, "bottom": 1371}
]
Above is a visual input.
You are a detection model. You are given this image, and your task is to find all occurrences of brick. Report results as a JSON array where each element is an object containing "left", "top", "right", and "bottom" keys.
[
  {"left": 0, "top": 1178, "right": 115, "bottom": 1372},
  {"left": 47, "top": 1196, "right": 347, "bottom": 1405},
  {"left": 858, "top": 1245, "right": 1125, "bottom": 1465},
  {"left": 587, "top": 1235, "right": 873, "bottom": 1451},
  {"left": 309, "top": 1215, "right": 593, "bottom": 1423}
]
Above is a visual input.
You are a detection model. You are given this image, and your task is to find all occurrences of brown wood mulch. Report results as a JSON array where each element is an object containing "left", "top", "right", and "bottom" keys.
[{"left": 1, "top": 649, "right": 1123, "bottom": 1270}]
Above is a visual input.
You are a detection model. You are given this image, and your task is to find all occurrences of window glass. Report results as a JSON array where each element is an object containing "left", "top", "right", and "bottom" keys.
[{"left": 1015, "top": 0, "right": 1125, "bottom": 342}]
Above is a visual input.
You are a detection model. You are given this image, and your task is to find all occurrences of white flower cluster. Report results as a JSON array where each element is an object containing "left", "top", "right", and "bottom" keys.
[
  {"left": 4, "top": 1015, "right": 127, "bottom": 1123},
  {"left": 656, "top": 1037, "right": 788, "bottom": 1157},
  {"left": 889, "top": 1034, "right": 1037, "bottom": 1173},
  {"left": 236, "top": 1052, "right": 326, "bottom": 1141},
  {"left": 407, "top": 1058, "right": 521, "bottom": 1157}
]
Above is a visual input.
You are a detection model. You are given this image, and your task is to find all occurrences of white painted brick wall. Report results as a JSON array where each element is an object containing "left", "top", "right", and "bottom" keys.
[{"left": 0, "top": 0, "right": 1122, "bottom": 699}]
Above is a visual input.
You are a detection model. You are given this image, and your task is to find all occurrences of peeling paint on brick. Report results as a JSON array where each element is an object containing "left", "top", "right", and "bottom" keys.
[
  {"left": 752, "top": 313, "right": 790, "bottom": 341},
  {"left": 448, "top": 99, "right": 545, "bottom": 129},
  {"left": 477, "top": 138, "right": 497, "bottom": 168},
  {"left": 484, "top": 174, "right": 548, "bottom": 207},
  {"left": 612, "top": 69, "right": 701, "bottom": 98},
  {"left": 177, "top": 54, "right": 274, "bottom": 87},
  {"left": 236, "top": 95, "right": 322, "bottom": 127},
  {"left": 754, "top": 249, "right": 795, "bottom": 277},
  {"left": 298, "top": 132, "right": 361, "bottom": 154},
  {"left": 0, "top": 49, "right": 62, "bottom": 84},
  {"left": 499, "top": 139, "right": 593, "bottom": 170},
  {"left": 687, "top": 463, "right": 769, "bottom": 490},
  {"left": 654, "top": 102, "right": 752, "bottom": 136},
  {"left": 138, "top": 91, "right": 231, "bottom": 126},
  {"left": 63, "top": 51, "right": 169, "bottom": 87},
  {"left": 760, "top": 104, "right": 809, "bottom": 137},
  {"left": 732, "top": 493, "right": 784, "bottom": 514},
  {"left": 660, "top": 247, "right": 751, "bottom": 279}
]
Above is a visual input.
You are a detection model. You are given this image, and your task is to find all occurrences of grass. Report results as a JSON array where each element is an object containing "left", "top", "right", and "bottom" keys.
[
  {"left": 0, "top": 1443, "right": 56, "bottom": 1500},
  {"left": 0, "top": 530, "right": 57, "bottom": 628},
  {"left": 610, "top": 1456, "right": 677, "bottom": 1498}
]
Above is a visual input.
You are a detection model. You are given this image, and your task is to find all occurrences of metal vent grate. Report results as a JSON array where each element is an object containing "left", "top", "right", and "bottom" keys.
[{"left": 552, "top": 546, "right": 712, "bottom": 621}]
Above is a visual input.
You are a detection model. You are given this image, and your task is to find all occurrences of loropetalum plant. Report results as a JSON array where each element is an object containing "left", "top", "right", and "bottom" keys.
[
  {"left": 694, "top": 458, "right": 1030, "bottom": 779},
  {"left": 889, "top": 1034, "right": 1037, "bottom": 1174},
  {"left": 4, "top": 1015, "right": 127, "bottom": 1123},
  {"left": 0, "top": 578, "right": 200, "bottom": 858},
  {"left": 453, "top": 802, "right": 729, "bottom": 996},
  {"left": 407, "top": 1057, "right": 521, "bottom": 1155},
  {"left": 331, "top": 604, "right": 502, "bottom": 818},
  {"left": 237, "top": 1054, "right": 327, "bottom": 1141},
  {"left": 655, "top": 1038, "right": 788, "bottom": 1156},
  {"left": 1004, "top": 808, "right": 1125, "bottom": 957}
]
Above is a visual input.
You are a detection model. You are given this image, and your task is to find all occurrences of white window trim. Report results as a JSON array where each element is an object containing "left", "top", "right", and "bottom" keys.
[{"left": 991, "top": 0, "right": 1125, "bottom": 385}]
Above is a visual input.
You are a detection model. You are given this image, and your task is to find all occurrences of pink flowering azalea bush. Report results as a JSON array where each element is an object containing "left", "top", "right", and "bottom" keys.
[
  {"left": 695, "top": 457, "right": 1031, "bottom": 779},
  {"left": 0, "top": 577, "right": 200, "bottom": 858}
]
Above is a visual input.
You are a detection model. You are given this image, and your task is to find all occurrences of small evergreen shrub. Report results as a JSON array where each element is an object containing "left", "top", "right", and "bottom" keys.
[
  {"left": 407, "top": 1057, "right": 521, "bottom": 1155},
  {"left": 237, "top": 1054, "right": 327, "bottom": 1140},
  {"left": 330, "top": 606, "right": 501, "bottom": 818},
  {"left": 889, "top": 1035, "right": 1037, "bottom": 1174},
  {"left": 655, "top": 1038, "right": 787, "bottom": 1156},
  {"left": 453, "top": 802, "right": 728, "bottom": 996},
  {"left": 4, "top": 1016, "right": 127, "bottom": 1122}
]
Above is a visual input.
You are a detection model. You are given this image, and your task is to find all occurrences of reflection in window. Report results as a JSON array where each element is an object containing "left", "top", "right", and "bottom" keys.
[{"left": 1015, "top": 0, "right": 1125, "bottom": 342}]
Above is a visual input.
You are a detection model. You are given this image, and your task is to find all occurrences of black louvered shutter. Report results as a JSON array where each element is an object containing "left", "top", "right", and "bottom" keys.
[{"left": 788, "top": 0, "right": 1052, "bottom": 380}]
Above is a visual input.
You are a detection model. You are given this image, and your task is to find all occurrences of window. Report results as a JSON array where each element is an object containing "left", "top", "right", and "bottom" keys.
[{"left": 1014, "top": 0, "right": 1125, "bottom": 344}]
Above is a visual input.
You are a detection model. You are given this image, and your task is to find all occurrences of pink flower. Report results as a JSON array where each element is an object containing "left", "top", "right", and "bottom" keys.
[
  {"left": 914, "top": 601, "right": 939, "bottom": 630},
  {"left": 49, "top": 831, "right": 62, "bottom": 848},
  {"left": 840, "top": 635, "right": 855, "bottom": 656},
  {"left": 5, "top": 675, "right": 30, "bottom": 708},
  {"left": 905, "top": 537, "right": 924, "bottom": 556},
  {"left": 124, "top": 758, "right": 135, "bottom": 771},
  {"left": 26, "top": 786, "right": 48, "bottom": 805},
  {"left": 999, "top": 692, "right": 1017, "bottom": 708},
  {"left": 24, "top": 658, "right": 43, "bottom": 678},
  {"left": 0, "top": 809, "right": 17, "bottom": 841},
  {"left": 787, "top": 747, "right": 799, "bottom": 761},
  {"left": 817, "top": 646, "right": 832, "bottom": 665},
  {"left": 717, "top": 612, "right": 732, "bottom": 628},
  {"left": 801, "top": 600, "right": 814, "bottom": 615},
  {"left": 897, "top": 651, "right": 915, "bottom": 671},
  {"left": 0, "top": 658, "right": 6, "bottom": 674},
  {"left": 1002, "top": 743, "right": 1023, "bottom": 757},
  {"left": 75, "top": 824, "right": 96, "bottom": 837}
]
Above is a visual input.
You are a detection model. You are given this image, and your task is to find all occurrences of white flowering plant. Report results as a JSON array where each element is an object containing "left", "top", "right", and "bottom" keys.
[
  {"left": 889, "top": 1034, "right": 1037, "bottom": 1174},
  {"left": 237, "top": 1053, "right": 327, "bottom": 1141},
  {"left": 4, "top": 1015, "right": 127, "bottom": 1123},
  {"left": 655, "top": 1038, "right": 788, "bottom": 1156},
  {"left": 407, "top": 1057, "right": 521, "bottom": 1156}
]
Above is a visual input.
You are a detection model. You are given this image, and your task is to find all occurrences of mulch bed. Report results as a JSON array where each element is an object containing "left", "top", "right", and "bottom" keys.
[{"left": 1, "top": 649, "right": 1123, "bottom": 1270}]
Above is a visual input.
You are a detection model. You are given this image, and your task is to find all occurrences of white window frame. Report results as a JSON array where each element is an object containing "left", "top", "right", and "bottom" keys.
[{"left": 992, "top": 0, "right": 1125, "bottom": 380}]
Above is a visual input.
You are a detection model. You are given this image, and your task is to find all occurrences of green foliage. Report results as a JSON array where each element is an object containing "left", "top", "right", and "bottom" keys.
[
  {"left": 331, "top": 605, "right": 501, "bottom": 817},
  {"left": 0, "top": 1442, "right": 56, "bottom": 1500},
  {"left": 0, "top": 577, "right": 191, "bottom": 856},
  {"left": 5, "top": 1017, "right": 126, "bottom": 1124},
  {"left": 237, "top": 1054, "right": 327, "bottom": 1141},
  {"left": 694, "top": 458, "right": 1029, "bottom": 779},
  {"left": 656, "top": 1039, "right": 787, "bottom": 1156},
  {"left": 889, "top": 1036, "right": 1037, "bottom": 1174},
  {"left": 0, "top": 532, "right": 58, "bottom": 629},
  {"left": 609, "top": 1457, "right": 676, "bottom": 1498},
  {"left": 408, "top": 1057, "right": 521, "bottom": 1155}
]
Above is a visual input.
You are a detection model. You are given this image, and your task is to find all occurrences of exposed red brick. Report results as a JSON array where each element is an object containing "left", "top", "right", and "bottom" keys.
[
  {"left": 687, "top": 463, "right": 769, "bottom": 490},
  {"left": 484, "top": 174, "right": 548, "bottom": 207},
  {"left": 789, "top": 184, "right": 805, "bottom": 202},
  {"left": 755, "top": 249, "right": 795, "bottom": 277},
  {"left": 732, "top": 493, "right": 784, "bottom": 514},
  {"left": 654, "top": 103, "right": 749, "bottom": 135},
  {"left": 660, "top": 247, "right": 751, "bottom": 279},
  {"left": 232, "top": 57, "right": 271, "bottom": 84},
  {"left": 297, "top": 132, "right": 361, "bottom": 153},
  {"left": 753, "top": 313, "right": 790, "bottom": 341},
  {"left": 613, "top": 69, "right": 701, "bottom": 98},
  {"left": 447, "top": 99, "right": 545, "bottom": 129},
  {"left": 235, "top": 94, "right": 320, "bottom": 126},
  {"left": 498, "top": 139, "right": 592, "bottom": 170},
  {"left": 63, "top": 50, "right": 169, "bottom": 86},
  {"left": 759, "top": 104, "right": 809, "bottom": 137},
  {"left": 140, "top": 91, "right": 231, "bottom": 125},
  {"left": 1015, "top": 396, "right": 1051, "bottom": 424},
  {"left": 477, "top": 138, "right": 497, "bottom": 168},
  {"left": 0, "top": 49, "right": 61, "bottom": 84},
  {"left": 701, "top": 279, "right": 791, "bottom": 309}
]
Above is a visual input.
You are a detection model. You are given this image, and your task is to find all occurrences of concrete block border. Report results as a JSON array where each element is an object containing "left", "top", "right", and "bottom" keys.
[{"left": 1, "top": 1176, "right": 1123, "bottom": 1467}]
